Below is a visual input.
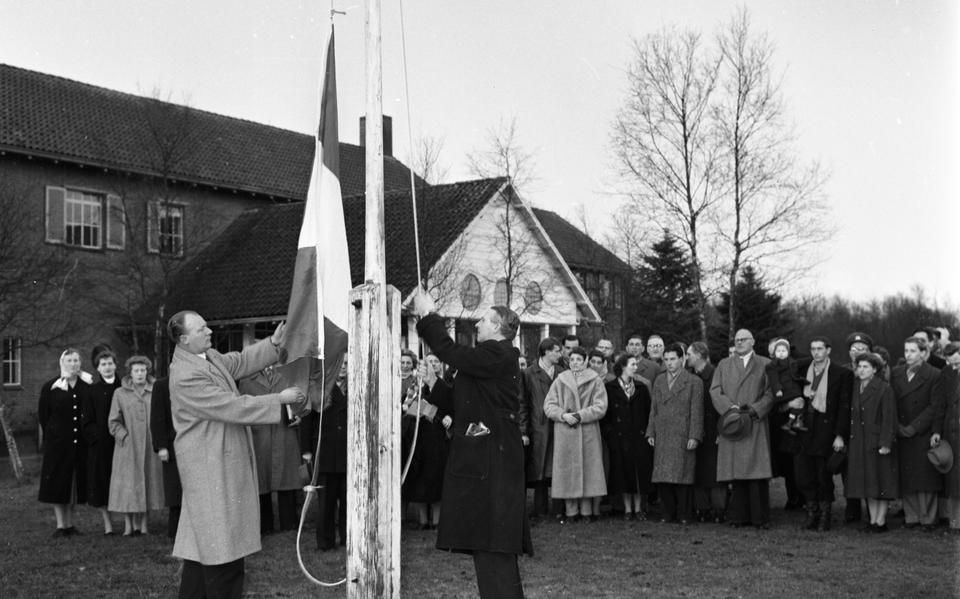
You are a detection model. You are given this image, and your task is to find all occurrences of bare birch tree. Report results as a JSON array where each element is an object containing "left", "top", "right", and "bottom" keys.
[
  {"left": 611, "top": 27, "right": 723, "bottom": 341},
  {"left": 714, "top": 8, "right": 833, "bottom": 338}
]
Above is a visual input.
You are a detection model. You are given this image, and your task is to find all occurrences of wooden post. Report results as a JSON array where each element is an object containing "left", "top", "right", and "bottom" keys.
[
  {"left": 347, "top": 1, "right": 400, "bottom": 597},
  {"left": 347, "top": 284, "right": 400, "bottom": 598},
  {"left": 0, "top": 403, "right": 25, "bottom": 481}
]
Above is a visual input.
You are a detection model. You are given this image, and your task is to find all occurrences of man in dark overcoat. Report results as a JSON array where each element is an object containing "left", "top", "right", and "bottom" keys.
[
  {"left": 150, "top": 374, "right": 182, "bottom": 539},
  {"left": 413, "top": 290, "right": 532, "bottom": 599},
  {"left": 301, "top": 359, "right": 348, "bottom": 550},
  {"left": 932, "top": 343, "right": 960, "bottom": 530},
  {"left": 892, "top": 336, "right": 942, "bottom": 529},
  {"left": 519, "top": 337, "right": 563, "bottom": 521},
  {"left": 787, "top": 336, "right": 853, "bottom": 531}
]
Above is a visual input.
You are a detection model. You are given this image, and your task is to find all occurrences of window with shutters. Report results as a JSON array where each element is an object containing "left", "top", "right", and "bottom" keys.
[
  {"left": 2, "top": 338, "right": 22, "bottom": 387},
  {"left": 45, "top": 186, "right": 124, "bottom": 250},
  {"left": 148, "top": 202, "right": 185, "bottom": 257}
]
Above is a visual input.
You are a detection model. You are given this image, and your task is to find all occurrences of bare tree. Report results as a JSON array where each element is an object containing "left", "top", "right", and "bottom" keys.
[
  {"left": 611, "top": 27, "right": 723, "bottom": 342},
  {"left": 409, "top": 134, "right": 450, "bottom": 185},
  {"left": 714, "top": 8, "right": 833, "bottom": 338},
  {"left": 467, "top": 116, "right": 537, "bottom": 194}
]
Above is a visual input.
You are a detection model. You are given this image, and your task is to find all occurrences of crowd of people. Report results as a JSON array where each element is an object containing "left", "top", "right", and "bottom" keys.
[
  {"left": 33, "top": 319, "right": 960, "bottom": 593},
  {"left": 512, "top": 326, "right": 960, "bottom": 533}
]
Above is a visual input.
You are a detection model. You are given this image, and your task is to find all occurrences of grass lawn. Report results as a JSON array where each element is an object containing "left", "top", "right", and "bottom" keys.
[{"left": 2, "top": 458, "right": 958, "bottom": 598}]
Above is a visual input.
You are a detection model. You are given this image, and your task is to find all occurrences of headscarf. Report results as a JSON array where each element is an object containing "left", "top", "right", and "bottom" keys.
[{"left": 51, "top": 349, "right": 94, "bottom": 391}]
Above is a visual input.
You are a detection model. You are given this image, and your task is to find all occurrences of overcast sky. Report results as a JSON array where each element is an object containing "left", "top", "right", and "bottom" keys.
[{"left": 2, "top": 0, "right": 957, "bottom": 305}]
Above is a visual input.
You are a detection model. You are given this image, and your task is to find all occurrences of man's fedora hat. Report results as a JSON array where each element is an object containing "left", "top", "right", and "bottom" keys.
[
  {"left": 719, "top": 407, "right": 752, "bottom": 441},
  {"left": 928, "top": 440, "right": 954, "bottom": 474}
]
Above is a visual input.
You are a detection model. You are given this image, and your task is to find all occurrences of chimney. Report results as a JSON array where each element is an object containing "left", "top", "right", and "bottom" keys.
[{"left": 359, "top": 115, "right": 393, "bottom": 157}]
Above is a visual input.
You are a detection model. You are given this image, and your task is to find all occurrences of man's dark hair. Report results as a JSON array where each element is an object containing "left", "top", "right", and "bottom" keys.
[
  {"left": 627, "top": 334, "right": 643, "bottom": 344},
  {"left": 663, "top": 343, "right": 685, "bottom": 359},
  {"left": 942, "top": 342, "right": 960, "bottom": 357},
  {"left": 810, "top": 336, "right": 832, "bottom": 349},
  {"left": 167, "top": 310, "right": 197, "bottom": 343},
  {"left": 490, "top": 305, "right": 520, "bottom": 341},
  {"left": 538, "top": 337, "right": 560, "bottom": 357},
  {"left": 562, "top": 334, "right": 581, "bottom": 347},
  {"left": 914, "top": 326, "right": 937, "bottom": 341}
]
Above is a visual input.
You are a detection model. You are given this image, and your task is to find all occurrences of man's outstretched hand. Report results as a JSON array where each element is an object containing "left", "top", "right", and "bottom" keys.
[{"left": 411, "top": 286, "right": 436, "bottom": 318}]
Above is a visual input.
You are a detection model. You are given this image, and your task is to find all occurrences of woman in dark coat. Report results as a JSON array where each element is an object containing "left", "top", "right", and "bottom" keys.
[
  {"left": 891, "top": 336, "right": 942, "bottom": 529},
  {"left": 846, "top": 353, "right": 898, "bottom": 532},
  {"left": 601, "top": 353, "right": 653, "bottom": 520},
  {"left": 38, "top": 348, "right": 92, "bottom": 536},
  {"left": 402, "top": 354, "right": 452, "bottom": 529},
  {"left": 82, "top": 347, "right": 121, "bottom": 535}
]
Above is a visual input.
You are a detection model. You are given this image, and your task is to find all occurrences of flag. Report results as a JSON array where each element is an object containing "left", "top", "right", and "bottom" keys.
[{"left": 278, "top": 26, "right": 350, "bottom": 407}]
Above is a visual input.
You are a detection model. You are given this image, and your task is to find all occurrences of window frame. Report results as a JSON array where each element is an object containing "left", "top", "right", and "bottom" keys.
[
  {"left": 148, "top": 200, "right": 186, "bottom": 257},
  {"left": 63, "top": 189, "right": 103, "bottom": 249},
  {"left": 2, "top": 337, "right": 22, "bottom": 388}
]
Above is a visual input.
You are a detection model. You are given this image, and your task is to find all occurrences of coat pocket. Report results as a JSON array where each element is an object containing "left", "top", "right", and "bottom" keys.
[{"left": 449, "top": 434, "right": 490, "bottom": 480}]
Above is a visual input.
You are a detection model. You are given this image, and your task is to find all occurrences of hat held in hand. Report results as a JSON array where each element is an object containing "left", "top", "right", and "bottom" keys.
[
  {"left": 719, "top": 406, "right": 752, "bottom": 441},
  {"left": 928, "top": 440, "right": 953, "bottom": 474}
]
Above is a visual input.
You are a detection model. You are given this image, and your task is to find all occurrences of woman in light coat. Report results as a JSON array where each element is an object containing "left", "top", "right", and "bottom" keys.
[
  {"left": 543, "top": 346, "right": 608, "bottom": 522},
  {"left": 108, "top": 355, "right": 164, "bottom": 536}
]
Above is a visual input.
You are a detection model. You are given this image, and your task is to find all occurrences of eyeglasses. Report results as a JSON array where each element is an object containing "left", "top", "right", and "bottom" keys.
[{"left": 734, "top": 337, "right": 752, "bottom": 343}]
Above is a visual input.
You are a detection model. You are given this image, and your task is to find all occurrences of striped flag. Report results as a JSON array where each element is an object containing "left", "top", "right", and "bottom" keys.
[{"left": 278, "top": 26, "right": 350, "bottom": 407}]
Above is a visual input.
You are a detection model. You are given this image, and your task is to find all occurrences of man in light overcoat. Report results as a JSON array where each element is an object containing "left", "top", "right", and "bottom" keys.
[
  {"left": 167, "top": 311, "right": 304, "bottom": 599},
  {"left": 710, "top": 329, "right": 775, "bottom": 528}
]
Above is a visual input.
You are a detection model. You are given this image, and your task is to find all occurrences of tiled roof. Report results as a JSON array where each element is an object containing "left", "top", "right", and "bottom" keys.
[
  {"left": 150, "top": 178, "right": 508, "bottom": 322},
  {"left": 0, "top": 63, "right": 419, "bottom": 198},
  {"left": 532, "top": 208, "right": 630, "bottom": 274}
]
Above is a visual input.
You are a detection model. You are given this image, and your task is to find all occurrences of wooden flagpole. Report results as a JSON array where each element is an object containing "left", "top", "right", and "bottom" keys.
[{"left": 346, "top": 0, "right": 401, "bottom": 596}]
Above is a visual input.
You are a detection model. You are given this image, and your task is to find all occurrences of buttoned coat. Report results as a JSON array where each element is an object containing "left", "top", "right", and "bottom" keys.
[
  {"left": 83, "top": 376, "right": 121, "bottom": 507},
  {"left": 543, "top": 368, "right": 608, "bottom": 498},
  {"left": 710, "top": 353, "right": 774, "bottom": 481},
  {"left": 169, "top": 339, "right": 285, "bottom": 565},
  {"left": 933, "top": 366, "right": 960, "bottom": 498},
  {"left": 846, "top": 377, "right": 899, "bottom": 499},
  {"left": 519, "top": 361, "right": 562, "bottom": 482},
  {"left": 416, "top": 313, "right": 532, "bottom": 556},
  {"left": 891, "top": 362, "right": 942, "bottom": 494},
  {"left": 793, "top": 360, "right": 853, "bottom": 457},
  {"left": 38, "top": 378, "right": 89, "bottom": 504},
  {"left": 107, "top": 376, "right": 164, "bottom": 512},
  {"left": 149, "top": 377, "right": 182, "bottom": 508},
  {"left": 601, "top": 378, "right": 653, "bottom": 495},
  {"left": 648, "top": 370, "right": 704, "bottom": 485},
  {"left": 239, "top": 370, "right": 303, "bottom": 493}
]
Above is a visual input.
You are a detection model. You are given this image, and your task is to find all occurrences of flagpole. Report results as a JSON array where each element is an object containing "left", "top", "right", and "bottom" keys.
[{"left": 346, "top": 0, "right": 401, "bottom": 596}]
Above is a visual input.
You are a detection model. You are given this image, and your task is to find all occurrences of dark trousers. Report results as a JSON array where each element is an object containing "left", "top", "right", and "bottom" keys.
[
  {"left": 178, "top": 558, "right": 244, "bottom": 599},
  {"left": 530, "top": 481, "right": 550, "bottom": 517},
  {"left": 317, "top": 473, "right": 347, "bottom": 549},
  {"left": 259, "top": 490, "right": 299, "bottom": 534},
  {"left": 167, "top": 506, "right": 181, "bottom": 539},
  {"left": 795, "top": 454, "right": 834, "bottom": 503},
  {"left": 730, "top": 480, "right": 770, "bottom": 525},
  {"left": 658, "top": 483, "right": 693, "bottom": 522},
  {"left": 473, "top": 551, "right": 524, "bottom": 599}
]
